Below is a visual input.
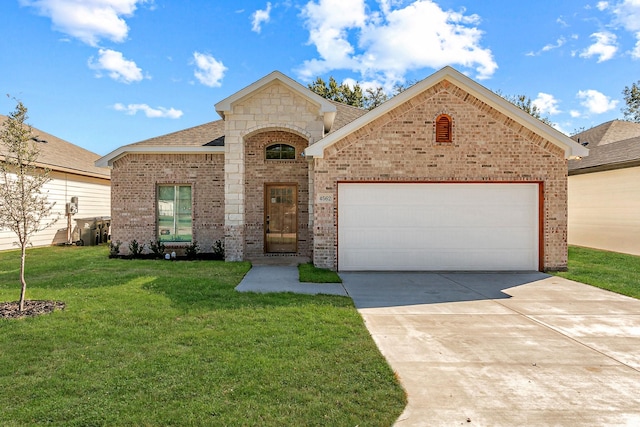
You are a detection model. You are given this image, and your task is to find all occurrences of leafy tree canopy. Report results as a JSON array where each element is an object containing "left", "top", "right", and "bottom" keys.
[
  {"left": 308, "top": 77, "right": 416, "bottom": 110},
  {"left": 622, "top": 80, "right": 640, "bottom": 123}
]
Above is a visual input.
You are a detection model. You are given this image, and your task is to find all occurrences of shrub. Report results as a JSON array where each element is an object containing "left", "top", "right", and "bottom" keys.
[
  {"left": 185, "top": 241, "right": 199, "bottom": 260},
  {"left": 212, "top": 239, "right": 225, "bottom": 260},
  {"left": 129, "top": 239, "right": 144, "bottom": 258},
  {"left": 109, "top": 240, "right": 122, "bottom": 257},
  {"left": 149, "top": 240, "right": 166, "bottom": 258}
]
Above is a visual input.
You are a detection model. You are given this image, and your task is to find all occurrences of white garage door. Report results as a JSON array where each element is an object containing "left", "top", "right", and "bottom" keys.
[{"left": 338, "top": 183, "right": 540, "bottom": 271}]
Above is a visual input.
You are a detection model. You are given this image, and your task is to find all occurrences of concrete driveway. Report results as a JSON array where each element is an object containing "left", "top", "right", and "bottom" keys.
[{"left": 340, "top": 272, "right": 640, "bottom": 426}]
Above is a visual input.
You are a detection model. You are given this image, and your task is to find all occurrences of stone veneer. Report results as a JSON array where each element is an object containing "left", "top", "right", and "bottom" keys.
[
  {"left": 110, "top": 153, "right": 224, "bottom": 255},
  {"left": 244, "top": 130, "right": 310, "bottom": 258},
  {"left": 312, "top": 81, "right": 569, "bottom": 271},
  {"left": 222, "top": 81, "right": 325, "bottom": 260}
]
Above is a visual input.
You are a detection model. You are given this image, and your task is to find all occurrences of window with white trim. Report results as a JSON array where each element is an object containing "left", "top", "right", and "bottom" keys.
[{"left": 157, "top": 185, "right": 192, "bottom": 242}]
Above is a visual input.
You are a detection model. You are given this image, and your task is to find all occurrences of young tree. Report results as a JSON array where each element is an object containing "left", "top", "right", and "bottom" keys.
[
  {"left": 622, "top": 80, "right": 640, "bottom": 123},
  {"left": 0, "top": 100, "right": 58, "bottom": 312}
]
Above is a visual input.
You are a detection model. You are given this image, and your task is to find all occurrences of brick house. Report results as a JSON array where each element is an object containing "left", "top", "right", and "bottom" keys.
[{"left": 97, "top": 67, "right": 587, "bottom": 271}]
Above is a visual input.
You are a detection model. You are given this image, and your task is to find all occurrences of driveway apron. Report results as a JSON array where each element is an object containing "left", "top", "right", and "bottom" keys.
[{"left": 340, "top": 272, "right": 640, "bottom": 426}]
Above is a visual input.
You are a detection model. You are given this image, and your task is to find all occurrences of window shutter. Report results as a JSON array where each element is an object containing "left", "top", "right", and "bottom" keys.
[{"left": 435, "top": 115, "right": 451, "bottom": 143}]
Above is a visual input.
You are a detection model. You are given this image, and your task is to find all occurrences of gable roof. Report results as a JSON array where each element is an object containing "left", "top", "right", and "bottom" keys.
[
  {"left": 304, "top": 66, "right": 589, "bottom": 160},
  {"left": 571, "top": 120, "right": 640, "bottom": 147},
  {"left": 0, "top": 114, "right": 109, "bottom": 179},
  {"left": 215, "top": 70, "right": 338, "bottom": 133}
]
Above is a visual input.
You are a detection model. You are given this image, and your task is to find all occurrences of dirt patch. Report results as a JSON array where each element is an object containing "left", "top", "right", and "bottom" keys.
[{"left": 0, "top": 300, "right": 65, "bottom": 319}]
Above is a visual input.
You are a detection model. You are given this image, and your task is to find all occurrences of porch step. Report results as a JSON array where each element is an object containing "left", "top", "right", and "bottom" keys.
[{"left": 247, "top": 255, "right": 311, "bottom": 266}]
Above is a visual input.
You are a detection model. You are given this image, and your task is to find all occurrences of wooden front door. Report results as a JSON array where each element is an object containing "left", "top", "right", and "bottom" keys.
[{"left": 265, "top": 184, "right": 297, "bottom": 253}]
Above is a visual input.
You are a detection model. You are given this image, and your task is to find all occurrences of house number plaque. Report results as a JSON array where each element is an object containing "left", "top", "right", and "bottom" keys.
[{"left": 317, "top": 193, "right": 333, "bottom": 203}]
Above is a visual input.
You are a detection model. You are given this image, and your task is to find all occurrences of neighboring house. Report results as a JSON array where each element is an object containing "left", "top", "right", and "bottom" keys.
[
  {"left": 0, "top": 115, "right": 111, "bottom": 251},
  {"left": 97, "top": 67, "right": 587, "bottom": 271},
  {"left": 568, "top": 120, "right": 640, "bottom": 256}
]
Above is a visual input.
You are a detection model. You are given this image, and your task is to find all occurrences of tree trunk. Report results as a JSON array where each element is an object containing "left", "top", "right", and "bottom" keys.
[{"left": 19, "top": 244, "right": 27, "bottom": 312}]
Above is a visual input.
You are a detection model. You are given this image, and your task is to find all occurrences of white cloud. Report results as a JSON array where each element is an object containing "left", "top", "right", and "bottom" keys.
[
  {"left": 251, "top": 2, "right": 272, "bottom": 33},
  {"left": 633, "top": 34, "right": 640, "bottom": 58},
  {"left": 19, "top": 0, "right": 150, "bottom": 46},
  {"left": 597, "top": 1, "right": 610, "bottom": 11},
  {"left": 528, "top": 37, "right": 566, "bottom": 56},
  {"left": 542, "top": 37, "right": 566, "bottom": 52},
  {"left": 610, "top": 0, "right": 640, "bottom": 58},
  {"left": 579, "top": 31, "right": 618, "bottom": 62},
  {"left": 612, "top": 0, "right": 640, "bottom": 32},
  {"left": 298, "top": 0, "right": 368, "bottom": 77},
  {"left": 113, "top": 103, "right": 183, "bottom": 119},
  {"left": 192, "top": 52, "right": 227, "bottom": 87},
  {"left": 88, "top": 49, "right": 146, "bottom": 83},
  {"left": 577, "top": 89, "right": 618, "bottom": 114},
  {"left": 533, "top": 93, "right": 561, "bottom": 115},
  {"left": 297, "top": 0, "right": 497, "bottom": 87},
  {"left": 570, "top": 110, "right": 582, "bottom": 118}
]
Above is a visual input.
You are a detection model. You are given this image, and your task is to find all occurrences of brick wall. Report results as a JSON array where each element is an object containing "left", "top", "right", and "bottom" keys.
[
  {"left": 244, "top": 130, "right": 310, "bottom": 258},
  {"left": 111, "top": 153, "right": 224, "bottom": 255},
  {"left": 312, "top": 81, "right": 568, "bottom": 271}
]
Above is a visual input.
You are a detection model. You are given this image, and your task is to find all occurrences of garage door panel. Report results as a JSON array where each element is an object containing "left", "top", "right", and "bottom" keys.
[
  {"left": 342, "top": 205, "right": 535, "bottom": 229},
  {"left": 338, "top": 183, "right": 539, "bottom": 271},
  {"left": 341, "top": 248, "right": 537, "bottom": 271},
  {"left": 341, "top": 227, "right": 535, "bottom": 250}
]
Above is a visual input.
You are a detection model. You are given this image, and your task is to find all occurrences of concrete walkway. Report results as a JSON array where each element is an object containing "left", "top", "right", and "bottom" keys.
[
  {"left": 236, "top": 265, "right": 347, "bottom": 296},
  {"left": 237, "top": 267, "right": 640, "bottom": 426}
]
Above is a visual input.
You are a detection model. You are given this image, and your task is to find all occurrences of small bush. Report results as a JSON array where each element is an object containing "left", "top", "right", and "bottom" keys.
[
  {"left": 185, "top": 241, "right": 199, "bottom": 260},
  {"left": 109, "top": 240, "right": 122, "bottom": 257},
  {"left": 129, "top": 239, "right": 144, "bottom": 258},
  {"left": 212, "top": 239, "right": 225, "bottom": 260},
  {"left": 149, "top": 240, "right": 166, "bottom": 258}
]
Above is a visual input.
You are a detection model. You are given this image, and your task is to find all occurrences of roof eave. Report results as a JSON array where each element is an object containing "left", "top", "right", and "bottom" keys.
[
  {"left": 95, "top": 145, "right": 225, "bottom": 168},
  {"left": 569, "top": 159, "right": 640, "bottom": 175}
]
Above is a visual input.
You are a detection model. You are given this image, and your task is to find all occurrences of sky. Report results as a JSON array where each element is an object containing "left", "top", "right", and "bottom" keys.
[{"left": 0, "top": 0, "right": 639, "bottom": 156}]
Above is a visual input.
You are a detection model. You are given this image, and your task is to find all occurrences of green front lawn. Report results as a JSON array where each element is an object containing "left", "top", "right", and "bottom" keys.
[
  {"left": 0, "top": 246, "right": 405, "bottom": 426},
  {"left": 554, "top": 246, "right": 640, "bottom": 299}
]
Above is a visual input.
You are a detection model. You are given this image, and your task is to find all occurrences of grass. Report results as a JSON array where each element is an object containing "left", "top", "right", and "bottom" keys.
[
  {"left": 553, "top": 246, "right": 640, "bottom": 299},
  {"left": 0, "top": 246, "right": 405, "bottom": 426},
  {"left": 298, "top": 263, "right": 342, "bottom": 283}
]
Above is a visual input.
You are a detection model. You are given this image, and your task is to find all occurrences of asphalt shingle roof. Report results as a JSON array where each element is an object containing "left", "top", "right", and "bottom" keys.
[
  {"left": 124, "top": 120, "right": 226, "bottom": 148},
  {"left": 569, "top": 120, "right": 640, "bottom": 174},
  {"left": 123, "top": 101, "right": 368, "bottom": 149},
  {"left": 0, "top": 114, "right": 109, "bottom": 179}
]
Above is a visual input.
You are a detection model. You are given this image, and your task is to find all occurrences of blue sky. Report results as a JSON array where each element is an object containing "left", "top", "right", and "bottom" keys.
[{"left": 1, "top": 0, "right": 639, "bottom": 156}]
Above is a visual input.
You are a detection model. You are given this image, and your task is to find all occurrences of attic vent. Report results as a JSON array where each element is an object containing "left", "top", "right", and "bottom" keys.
[{"left": 435, "top": 114, "right": 452, "bottom": 143}]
